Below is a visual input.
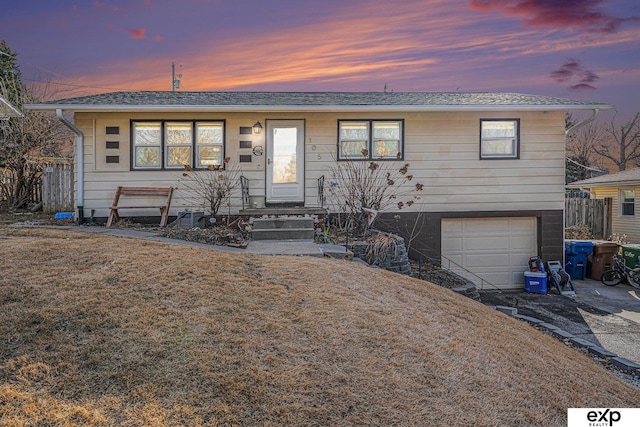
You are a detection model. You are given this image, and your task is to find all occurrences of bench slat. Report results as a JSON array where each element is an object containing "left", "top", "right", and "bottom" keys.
[
  {"left": 111, "top": 206, "right": 168, "bottom": 209},
  {"left": 118, "top": 188, "right": 172, "bottom": 196}
]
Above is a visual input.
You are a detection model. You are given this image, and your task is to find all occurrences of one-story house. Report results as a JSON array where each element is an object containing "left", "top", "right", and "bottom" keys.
[
  {"left": 567, "top": 168, "right": 640, "bottom": 243},
  {"left": 27, "top": 91, "right": 611, "bottom": 289}
]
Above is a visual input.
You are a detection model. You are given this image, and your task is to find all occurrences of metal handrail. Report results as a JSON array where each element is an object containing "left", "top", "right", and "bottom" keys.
[
  {"left": 410, "top": 244, "right": 502, "bottom": 291},
  {"left": 317, "top": 175, "right": 325, "bottom": 208},
  {"left": 240, "top": 175, "right": 249, "bottom": 209}
]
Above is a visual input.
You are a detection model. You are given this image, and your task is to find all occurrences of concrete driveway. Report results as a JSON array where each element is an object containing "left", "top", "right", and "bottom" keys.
[{"left": 479, "top": 278, "right": 640, "bottom": 365}]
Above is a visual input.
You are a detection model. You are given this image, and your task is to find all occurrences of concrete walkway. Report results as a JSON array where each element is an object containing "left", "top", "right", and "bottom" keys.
[
  {"left": 480, "top": 278, "right": 640, "bottom": 365},
  {"left": 39, "top": 225, "right": 353, "bottom": 258},
  {"left": 59, "top": 225, "right": 247, "bottom": 252}
]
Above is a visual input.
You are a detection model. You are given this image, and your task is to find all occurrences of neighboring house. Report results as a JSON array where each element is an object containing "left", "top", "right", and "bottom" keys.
[
  {"left": 567, "top": 168, "right": 640, "bottom": 243},
  {"left": 27, "top": 91, "right": 610, "bottom": 289}
]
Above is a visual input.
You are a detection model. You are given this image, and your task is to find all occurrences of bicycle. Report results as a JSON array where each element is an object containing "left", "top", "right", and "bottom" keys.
[{"left": 601, "top": 254, "right": 640, "bottom": 288}]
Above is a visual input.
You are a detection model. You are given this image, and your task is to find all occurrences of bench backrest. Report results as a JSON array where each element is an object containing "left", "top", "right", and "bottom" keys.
[{"left": 117, "top": 186, "right": 172, "bottom": 197}]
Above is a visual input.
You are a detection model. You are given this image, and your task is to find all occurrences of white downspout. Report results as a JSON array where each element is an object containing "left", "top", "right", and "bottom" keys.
[
  {"left": 56, "top": 109, "right": 84, "bottom": 224},
  {"left": 565, "top": 108, "right": 600, "bottom": 136}
]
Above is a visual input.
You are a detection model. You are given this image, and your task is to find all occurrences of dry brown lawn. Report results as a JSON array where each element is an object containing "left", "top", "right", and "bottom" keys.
[{"left": 1, "top": 227, "right": 639, "bottom": 426}]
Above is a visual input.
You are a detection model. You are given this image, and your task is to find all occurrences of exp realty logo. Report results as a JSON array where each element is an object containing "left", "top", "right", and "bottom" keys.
[{"left": 568, "top": 408, "right": 640, "bottom": 427}]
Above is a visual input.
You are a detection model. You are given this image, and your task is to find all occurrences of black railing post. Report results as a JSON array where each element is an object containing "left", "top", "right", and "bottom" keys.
[
  {"left": 240, "top": 176, "right": 249, "bottom": 209},
  {"left": 317, "top": 175, "right": 325, "bottom": 208}
]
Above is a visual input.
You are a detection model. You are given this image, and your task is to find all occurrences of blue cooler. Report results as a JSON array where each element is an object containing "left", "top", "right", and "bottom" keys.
[
  {"left": 524, "top": 271, "right": 547, "bottom": 294},
  {"left": 564, "top": 240, "right": 594, "bottom": 280}
]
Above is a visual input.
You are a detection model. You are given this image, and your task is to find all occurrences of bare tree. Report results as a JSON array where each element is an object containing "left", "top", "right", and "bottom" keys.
[
  {"left": 593, "top": 112, "right": 640, "bottom": 171},
  {"left": 1, "top": 40, "right": 73, "bottom": 210},
  {"left": 565, "top": 119, "right": 607, "bottom": 183}
]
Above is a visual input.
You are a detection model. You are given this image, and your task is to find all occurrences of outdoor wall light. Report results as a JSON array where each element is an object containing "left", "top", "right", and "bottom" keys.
[{"left": 252, "top": 121, "right": 263, "bottom": 134}]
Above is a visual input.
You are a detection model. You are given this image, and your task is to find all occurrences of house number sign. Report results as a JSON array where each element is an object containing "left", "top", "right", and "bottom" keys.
[{"left": 252, "top": 146, "right": 264, "bottom": 156}]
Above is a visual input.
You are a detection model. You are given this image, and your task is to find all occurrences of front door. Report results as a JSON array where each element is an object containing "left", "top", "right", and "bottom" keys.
[{"left": 266, "top": 120, "right": 304, "bottom": 203}]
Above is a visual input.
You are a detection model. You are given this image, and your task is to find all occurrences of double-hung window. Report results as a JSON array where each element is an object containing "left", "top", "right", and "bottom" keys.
[
  {"left": 338, "top": 120, "right": 403, "bottom": 160},
  {"left": 132, "top": 122, "right": 162, "bottom": 169},
  {"left": 132, "top": 120, "right": 225, "bottom": 169},
  {"left": 196, "top": 122, "right": 224, "bottom": 167},
  {"left": 621, "top": 189, "right": 635, "bottom": 216},
  {"left": 480, "top": 119, "right": 519, "bottom": 159},
  {"left": 165, "top": 122, "right": 192, "bottom": 168}
]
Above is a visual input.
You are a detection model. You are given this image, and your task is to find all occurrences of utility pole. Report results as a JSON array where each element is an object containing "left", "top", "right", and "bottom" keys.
[{"left": 172, "top": 62, "right": 182, "bottom": 92}]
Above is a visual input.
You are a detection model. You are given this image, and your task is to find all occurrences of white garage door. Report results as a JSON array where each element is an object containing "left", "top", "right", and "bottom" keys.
[{"left": 441, "top": 217, "right": 537, "bottom": 290}]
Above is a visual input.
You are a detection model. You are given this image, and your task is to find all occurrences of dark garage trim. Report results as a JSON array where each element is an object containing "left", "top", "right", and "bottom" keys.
[{"left": 377, "top": 210, "right": 563, "bottom": 264}]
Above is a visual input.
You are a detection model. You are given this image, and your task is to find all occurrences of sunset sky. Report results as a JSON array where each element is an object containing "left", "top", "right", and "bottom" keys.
[{"left": 2, "top": 0, "right": 639, "bottom": 119}]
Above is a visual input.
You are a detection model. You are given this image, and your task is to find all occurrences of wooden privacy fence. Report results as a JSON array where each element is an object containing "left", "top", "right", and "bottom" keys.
[
  {"left": 42, "top": 161, "right": 74, "bottom": 213},
  {"left": 565, "top": 197, "right": 609, "bottom": 239}
]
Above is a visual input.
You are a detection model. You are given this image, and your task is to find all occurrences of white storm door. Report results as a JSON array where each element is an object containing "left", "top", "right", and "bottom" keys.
[{"left": 266, "top": 120, "right": 304, "bottom": 203}]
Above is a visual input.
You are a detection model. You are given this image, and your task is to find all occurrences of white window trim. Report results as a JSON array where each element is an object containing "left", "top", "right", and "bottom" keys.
[
  {"left": 132, "top": 122, "right": 162, "bottom": 170},
  {"left": 195, "top": 122, "right": 225, "bottom": 168},
  {"left": 165, "top": 122, "right": 193, "bottom": 169}
]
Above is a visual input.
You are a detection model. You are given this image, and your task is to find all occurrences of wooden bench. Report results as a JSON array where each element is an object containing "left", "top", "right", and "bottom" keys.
[{"left": 106, "top": 186, "right": 174, "bottom": 228}]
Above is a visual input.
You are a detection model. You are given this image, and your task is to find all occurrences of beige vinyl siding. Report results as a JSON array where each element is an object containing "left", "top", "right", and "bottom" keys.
[
  {"left": 592, "top": 185, "right": 640, "bottom": 243},
  {"left": 75, "top": 110, "right": 566, "bottom": 218}
]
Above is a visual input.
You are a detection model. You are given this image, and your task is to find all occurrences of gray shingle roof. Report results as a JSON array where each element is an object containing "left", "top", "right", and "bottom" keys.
[
  {"left": 568, "top": 168, "right": 640, "bottom": 187},
  {"left": 26, "top": 91, "right": 612, "bottom": 112}
]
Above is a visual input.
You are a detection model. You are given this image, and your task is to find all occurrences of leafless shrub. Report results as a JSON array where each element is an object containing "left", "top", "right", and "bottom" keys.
[
  {"left": 327, "top": 151, "right": 422, "bottom": 235},
  {"left": 608, "top": 232, "right": 628, "bottom": 244},
  {"left": 179, "top": 158, "right": 241, "bottom": 216}
]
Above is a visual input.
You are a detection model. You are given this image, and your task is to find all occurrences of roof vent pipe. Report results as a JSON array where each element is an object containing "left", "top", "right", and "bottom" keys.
[{"left": 56, "top": 109, "right": 84, "bottom": 224}]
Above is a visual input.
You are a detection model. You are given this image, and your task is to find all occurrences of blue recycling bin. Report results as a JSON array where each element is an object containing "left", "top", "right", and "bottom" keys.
[{"left": 564, "top": 240, "right": 594, "bottom": 280}]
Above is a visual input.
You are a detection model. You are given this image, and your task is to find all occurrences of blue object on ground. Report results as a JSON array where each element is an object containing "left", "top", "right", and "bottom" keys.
[
  {"left": 564, "top": 240, "right": 594, "bottom": 280},
  {"left": 54, "top": 212, "right": 73, "bottom": 219},
  {"left": 524, "top": 271, "right": 547, "bottom": 294}
]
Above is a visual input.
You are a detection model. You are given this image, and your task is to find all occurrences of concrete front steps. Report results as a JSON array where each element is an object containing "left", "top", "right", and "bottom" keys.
[
  {"left": 247, "top": 217, "right": 354, "bottom": 260},
  {"left": 251, "top": 217, "right": 315, "bottom": 240}
]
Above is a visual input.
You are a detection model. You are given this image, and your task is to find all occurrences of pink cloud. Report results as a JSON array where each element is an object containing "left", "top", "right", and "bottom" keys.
[
  {"left": 128, "top": 28, "right": 146, "bottom": 39},
  {"left": 145, "top": 0, "right": 152, "bottom": 6},
  {"left": 94, "top": 1, "right": 106, "bottom": 7},
  {"left": 469, "top": 0, "right": 639, "bottom": 33},
  {"left": 154, "top": 34, "right": 164, "bottom": 41}
]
